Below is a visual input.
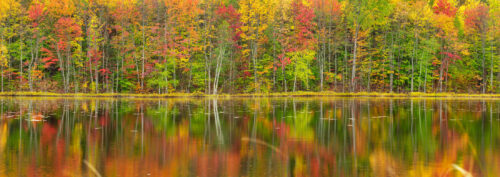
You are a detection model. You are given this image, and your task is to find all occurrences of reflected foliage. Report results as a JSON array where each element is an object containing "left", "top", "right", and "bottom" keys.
[{"left": 0, "top": 97, "right": 499, "bottom": 176}]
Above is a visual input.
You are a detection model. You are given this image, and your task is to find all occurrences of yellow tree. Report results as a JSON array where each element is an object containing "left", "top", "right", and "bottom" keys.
[
  {"left": 0, "top": 0, "right": 23, "bottom": 91},
  {"left": 487, "top": 0, "right": 499, "bottom": 92},
  {"left": 0, "top": 0, "right": 15, "bottom": 19},
  {"left": 163, "top": 0, "right": 202, "bottom": 92},
  {"left": 0, "top": 0, "right": 8, "bottom": 91},
  {"left": 0, "top": 0, "right": 20, "bottom": 21},
  {"left": 238, "top": 0, "right": 277, "bottom": 92},
  {"left": 0, "top": 44, "right": 7, "bottom": 92}
]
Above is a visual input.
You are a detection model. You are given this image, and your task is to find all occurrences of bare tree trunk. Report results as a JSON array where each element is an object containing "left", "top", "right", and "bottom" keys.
[
  {"left": 28, "top": 30, "right": 41, "bottom": 92},
  {"left": 350, "top": 1, "right": 361, "bottom": 93},
  {"left": 252, "top": 19, "right": 260, "bottom": 93},
  {"left": 351, "top": 23, "right": 359, "bottom": 93},
  {"left": 94, "top": 46, "right": 99, "bottom": 93},
  {"left": 390, "top": 32, "right": 395, "bottom": 93},
  {"left": 343, "top": 25, "right": 348, "bottom": 93},
  {"left": 119, "top": 21, "right": 125, "bottom": 93},
  {"left": 65, "top": 46, "right": 70, "bottom": 93},
  {"left": 213, "top": 45, "right": 225, "bottom": 94},
  {"left": 481, "top": 32, "right": 486, "bottom": 93},
  {"left": 411, "top": 30, "right": 417, "bottom": 92},
  {"left": 330, "top": 29, "right": 335, "bottom": 91},
  {"left": 141, "top": 0, "right": 146, "bottom": 92},
  {"left": 67, "top": 45, "right": 72, "bottom": 93},
  {"left": 320, "top": 41, "right": 325, "bottom": 92},
  {"left": 282, "top": 49, "right": 287, "bottom": 92},
  {"left": 87, "top": 17, "right": 94, "bottom": 93},
  {"left": 19, "top": 33, "right": 23, "bottom": 90},
  {"left": 1, "top": 66, "right": 3, "bottom": 92},
  {"left": 418, "top": 44, "right": 423, "bottom": 92},
  {"left": 439, "top": 49, "right": 444, "bottom": 93},
  {"left": 424, "top": 66, "right": 428, "bottom": 93},
  {"left": 318, "top": 7, "right": 325, "bottom": 92},
  {"left": 0, "top": 32, "right": 4, "bottom": 92},
  {"left": 293, "top": 61, "right": 297, "bottom": 92},
  {"left": 164, "top": 11, "right": 169, "bottom": 93},
  {"left": 489, "top": 38, "right": 493, "bottom": 93},
  {"left": 367, "top": 51, "right": 372, "bottom": 92},
  {"left": 272, "top": 26, "right": 276, "bottom": 91},
  {"left": 55, "top": 43, "right": 66, "bottom": 93},
  {"left": 202, "top": 2, "right": 212, "bottom": 94}
]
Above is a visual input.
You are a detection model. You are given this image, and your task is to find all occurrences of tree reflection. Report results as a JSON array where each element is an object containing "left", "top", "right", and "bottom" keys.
[{"left": 0, "top": 98, "right": 498, "bottom": 176}]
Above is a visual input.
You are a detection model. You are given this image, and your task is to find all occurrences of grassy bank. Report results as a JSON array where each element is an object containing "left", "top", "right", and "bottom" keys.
[{"left": 0, "top": 91, "right": 499, "bottom": 99}]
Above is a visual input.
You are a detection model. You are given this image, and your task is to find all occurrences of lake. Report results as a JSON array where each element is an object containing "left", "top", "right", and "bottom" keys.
[{"left": 0, "top": 97, "right": 499, "bottom": 177}]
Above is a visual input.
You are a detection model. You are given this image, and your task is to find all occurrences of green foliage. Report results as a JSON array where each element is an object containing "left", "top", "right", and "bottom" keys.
[{"left": 288, "top": 50, "right": 316, "bottom": 90}]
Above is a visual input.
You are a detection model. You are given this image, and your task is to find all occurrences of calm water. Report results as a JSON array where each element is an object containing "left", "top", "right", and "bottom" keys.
[{"left": 0, "top": 97, "right": 499, "bottom": 177}]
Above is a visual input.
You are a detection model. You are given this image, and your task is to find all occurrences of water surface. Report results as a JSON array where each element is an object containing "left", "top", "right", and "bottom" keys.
[{"left": 0, "top": 97, "right": 499, "bottom": 177}]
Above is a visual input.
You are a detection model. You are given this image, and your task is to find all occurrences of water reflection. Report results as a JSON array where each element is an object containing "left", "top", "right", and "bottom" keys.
[{"left": 0, "top": 97, "right": 499, "bottom": 177}]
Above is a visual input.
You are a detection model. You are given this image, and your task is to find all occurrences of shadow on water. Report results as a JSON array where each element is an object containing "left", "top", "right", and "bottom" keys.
[{"left": 0, "top": 97, "right": 499, "bottom": 177}]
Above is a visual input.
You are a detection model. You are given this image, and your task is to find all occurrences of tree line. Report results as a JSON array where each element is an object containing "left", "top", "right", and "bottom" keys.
[{"left": 0, "top": 0, "right": 498, "bottom": 94}]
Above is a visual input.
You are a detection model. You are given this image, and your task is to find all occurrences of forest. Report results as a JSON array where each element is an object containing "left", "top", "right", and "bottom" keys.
[{"left": 0, "top": 0, "right": 498, "bottom": 94}]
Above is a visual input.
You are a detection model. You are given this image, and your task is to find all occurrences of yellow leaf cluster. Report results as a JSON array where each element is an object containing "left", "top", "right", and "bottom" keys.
[
  {"left": 432, "top": 13, "right": 457, "bottom": 37},
  {"left": 0, "top": 44, "right": 7, "bottom": 67},
  {"left": 238, "top": 0, "right": 278, "bottom": 53},
  {"left": 96, "top": 0, "right": 138, "bottom": 8},
  {"left": 42, "top": 0, "right": 76, "bottom": 17},
  {"left": 0, "top": 0, "right": 20, "bottom": 20}
]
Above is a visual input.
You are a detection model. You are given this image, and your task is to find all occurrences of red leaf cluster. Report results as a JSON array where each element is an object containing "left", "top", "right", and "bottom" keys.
[
  {"left": 98, "top": 68, "right": 111, "bottom": 75},
  {"left": 89, "top": 48, "right": 102, "bottom": 63},
  {"left": 216, "top": 5, "right": 243, "bottom": 48},
  {"left": 28, "top": 2, "right": 45, "bottom": 27},
  {"left": 433, "top": 0, "right": 457, "bottom": 17},
  {"left": 277, "top": 53, "right": 291, "bottom": 69},
  {"left": 292, "top": 0, "right": 316, "bottom": 50},
  {"left": 440, "top": 52, "right": 461, "bottom": 62},
  {"left": 312, "top": 0, "right": 342, "bottom": 18},
  {"left": 41, "top": 48, "right": 59, "bottom": 68},
  {"left": 55, "top": 17, "right": 82, "bottom": 40},
  {"left": 464, "top": 5, "right": 489, "bottom": 30}
]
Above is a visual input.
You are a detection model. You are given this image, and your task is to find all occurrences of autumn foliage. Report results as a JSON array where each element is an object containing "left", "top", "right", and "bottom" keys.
[{"left": 0, "top": 0, "right": 497, "bottom": 93}]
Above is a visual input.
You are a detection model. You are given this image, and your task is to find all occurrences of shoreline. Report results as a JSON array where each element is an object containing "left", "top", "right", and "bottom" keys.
[{"left": 0, "top": 91, "right": 499, "bottom": 99}]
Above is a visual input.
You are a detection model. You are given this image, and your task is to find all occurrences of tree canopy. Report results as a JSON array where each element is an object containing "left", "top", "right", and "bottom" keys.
[{"left": 0, "top": 0, "right": 498, "bottom": 93}]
